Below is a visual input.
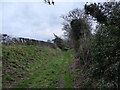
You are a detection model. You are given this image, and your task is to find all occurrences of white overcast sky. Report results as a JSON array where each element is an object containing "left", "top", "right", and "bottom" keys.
[{"left": 0, "top": 0, "right": 112, "bottom": 41}]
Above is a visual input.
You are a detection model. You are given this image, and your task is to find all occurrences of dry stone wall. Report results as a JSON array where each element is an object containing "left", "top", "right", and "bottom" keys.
[{"left": 0, "top": 34, "right": 57, "bottom": 49}]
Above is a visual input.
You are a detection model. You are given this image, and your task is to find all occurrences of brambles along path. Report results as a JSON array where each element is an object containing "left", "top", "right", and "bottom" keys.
[{"left": 2, "top": 45, "right": 73, "bottom": 88}]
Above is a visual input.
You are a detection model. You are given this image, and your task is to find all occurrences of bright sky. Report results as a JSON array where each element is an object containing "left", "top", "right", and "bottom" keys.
[{"left": 0, "top": 0, "right": 113, "bottom": 41}]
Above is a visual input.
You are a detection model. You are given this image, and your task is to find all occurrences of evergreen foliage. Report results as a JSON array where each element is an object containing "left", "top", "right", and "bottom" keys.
[
  {"left": 91, "top": 25, "right": 119, "bottom": 88},
  {"left": 62, "top": 1, "right": 120, "bottom": 88}
]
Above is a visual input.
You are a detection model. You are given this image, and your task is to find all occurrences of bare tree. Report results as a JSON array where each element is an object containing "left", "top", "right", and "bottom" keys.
[
  {"left": 61, "top": 8, "right": 90, "bottom": 39},
  {"left": 44, "top": 0, "right": 54, "bottom": 5}
]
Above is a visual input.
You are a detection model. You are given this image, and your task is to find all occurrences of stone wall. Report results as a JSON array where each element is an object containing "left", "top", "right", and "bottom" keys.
[{"left": 0, "top": 34, "right": 57, "bottom": 49}]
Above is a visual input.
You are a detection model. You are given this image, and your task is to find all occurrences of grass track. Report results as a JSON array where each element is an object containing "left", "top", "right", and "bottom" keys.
[{"left": 2, "top": 45, "right": 73, "bottom": 88}]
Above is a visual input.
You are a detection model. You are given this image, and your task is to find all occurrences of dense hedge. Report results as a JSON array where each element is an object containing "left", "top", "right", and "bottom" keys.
[{"left": 90, "top": 25, "right": 119, "bottom": 88}]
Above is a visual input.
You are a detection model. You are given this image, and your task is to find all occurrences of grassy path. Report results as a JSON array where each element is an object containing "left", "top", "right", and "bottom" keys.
[{"left": 2, "top": 45, "right": 73, "bottom": 88}]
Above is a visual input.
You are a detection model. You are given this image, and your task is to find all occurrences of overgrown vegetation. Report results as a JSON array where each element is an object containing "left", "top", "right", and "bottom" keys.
[
  {"left": 62, "top": 1, "right": 120, "bottom": 88},
  {"left": 90, "top": 25, "right": 119, "bottom": 88},
  {"left": 2, "top": 45, "right": 73, "bottom": 88}
]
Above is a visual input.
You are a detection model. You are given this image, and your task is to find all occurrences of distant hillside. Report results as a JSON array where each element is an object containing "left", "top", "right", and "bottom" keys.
[{"left": 2, "top": 44, "right": 73, "bottom": 88}]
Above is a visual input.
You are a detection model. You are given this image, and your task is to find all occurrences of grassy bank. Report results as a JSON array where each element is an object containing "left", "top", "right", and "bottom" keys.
[{"left": 2, "top": 45, "right": 73, "bottom": 88}]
